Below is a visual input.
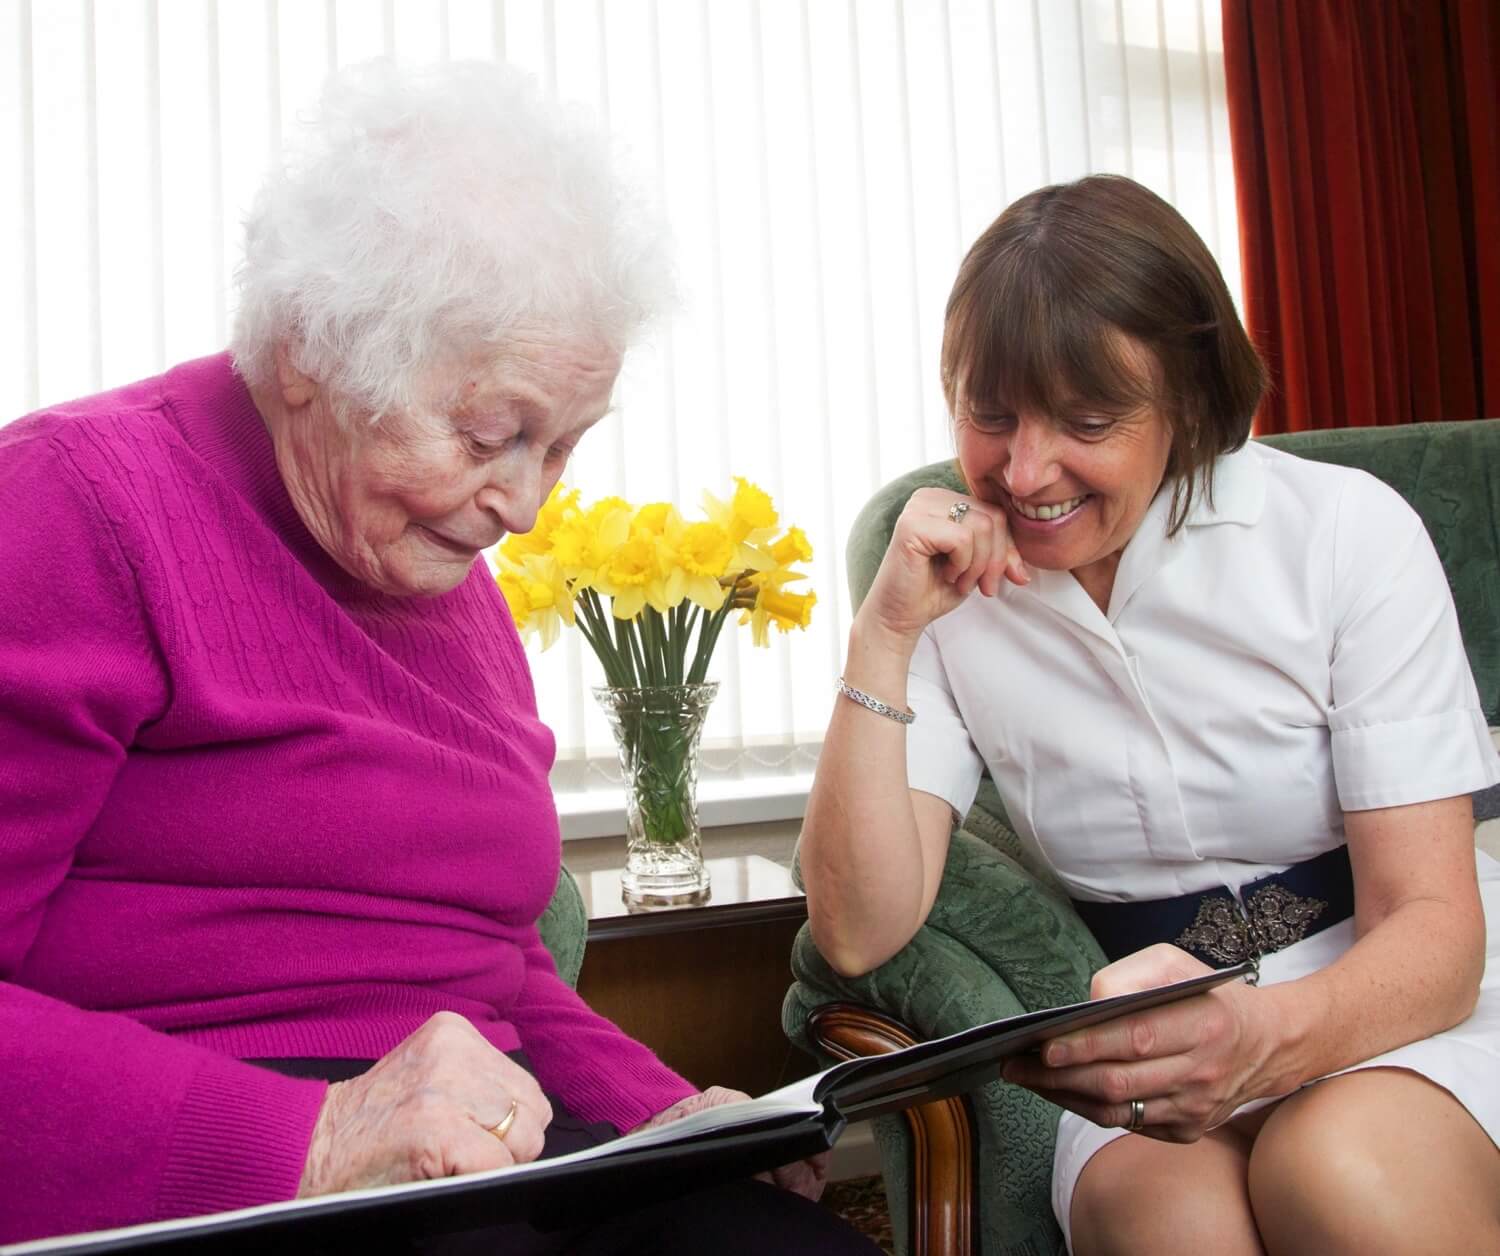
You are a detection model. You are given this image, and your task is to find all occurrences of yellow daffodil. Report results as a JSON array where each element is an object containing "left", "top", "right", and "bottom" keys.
[
  {"left": 702, "top": 477, "right": 781, "bottom": 569},
  {"left": 595, "top": 533, "right": 661, "bottom": 619},
  {"left": 731, "top": 477, "right": 777, "bottom": 530},
  {"left": 548, "top": 501, "right": 630, "bottom": 588},
  {"left": 623, "top": 504, "right": 694, "bottom": 612},
  {"left": 494, "top": 480, "right": 816, "bottom": 689},
  {"left": 497, "top": 567, "right": 531, "bottom": 623},
  {"left": 633, "top": 502, "right": 676, "bottom": 536},
  {"left": 495, "top": 553, "right": 574, "bottom": 648},
  {"left": 770, "top": 525, "right": 814, "bottom": 565},
  {"left": 501, "top": 483, "right": 580, "bottom": 562},
  {"left": 674, "top": 521, "right": 736, "bottom": 611},
  {"left": 741, "top": 585, "right": 817, "bottom": 648}
]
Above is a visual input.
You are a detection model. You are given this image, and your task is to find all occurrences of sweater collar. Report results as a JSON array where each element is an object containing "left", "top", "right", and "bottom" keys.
[{"left": 160, "top": 352, "right": 372, "bottom": 598}]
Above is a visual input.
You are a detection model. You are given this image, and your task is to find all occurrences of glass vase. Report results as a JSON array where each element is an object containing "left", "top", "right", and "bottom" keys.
[{"left": 593, "top": 682, "right": 718, "bottom": 909}]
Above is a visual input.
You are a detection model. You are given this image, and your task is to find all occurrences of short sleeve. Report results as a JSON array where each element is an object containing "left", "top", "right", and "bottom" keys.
[
  {"left": 1328, "top": 472, "right": 1500, "bottom": 811},
  {"left": 906, "top": 625, "right": 986, "bottom": 820}
]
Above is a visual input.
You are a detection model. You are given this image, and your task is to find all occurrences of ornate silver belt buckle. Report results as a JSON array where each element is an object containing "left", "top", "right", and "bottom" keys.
[
  {"left": 1175, "top": 878, "right": 1329, "bottom": 976},
  {"left": 1174, "top": 896, "right": 1254, "bottom": 967}
]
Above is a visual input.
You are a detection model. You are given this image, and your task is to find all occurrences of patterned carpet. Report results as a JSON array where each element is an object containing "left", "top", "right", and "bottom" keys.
[{"left": 823, "top": 1175, "right": 894, "bottom": 1254}]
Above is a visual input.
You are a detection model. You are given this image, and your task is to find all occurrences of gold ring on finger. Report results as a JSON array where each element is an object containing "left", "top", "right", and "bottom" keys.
[
  {"left": 485, "top": 1098, "right": 519, "bottom": 1142},
  {"left": 947, "top": 500, "right": 971, "bottom": 524}
]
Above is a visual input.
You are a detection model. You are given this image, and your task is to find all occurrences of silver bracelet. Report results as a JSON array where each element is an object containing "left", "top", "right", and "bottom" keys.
[{"left": 836, "top": 677, "right": 916, "bottom": 725}]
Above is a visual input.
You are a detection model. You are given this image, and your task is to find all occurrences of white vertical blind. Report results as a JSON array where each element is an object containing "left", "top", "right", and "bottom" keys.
[{"left": 1, "top": 0, "right": 1242, "bottom": 796}]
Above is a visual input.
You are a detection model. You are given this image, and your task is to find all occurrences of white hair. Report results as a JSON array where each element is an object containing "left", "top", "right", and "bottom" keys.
[{"left": 231, "top": 59, "right": 672, "bottom": 420}]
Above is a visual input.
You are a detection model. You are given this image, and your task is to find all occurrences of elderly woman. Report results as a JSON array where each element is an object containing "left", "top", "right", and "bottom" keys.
[
  {"left": 0, "top": 60, "right": 876, "bottom": 1255},
  {"left": 799, "top": 174, "right": 1500, "bottom": 1255}
]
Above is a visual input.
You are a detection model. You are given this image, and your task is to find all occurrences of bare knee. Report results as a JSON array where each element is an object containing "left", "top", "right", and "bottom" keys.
[
  {"left": 1072, "top": 1133, "right": 1259, "bottom": 1256},
  {"left": 1249, "top": 1071, "right": 1500, "bottom": 1256},
  {"left": 1249, "top": 1092, "right": 1402, "bottom": 1253}
]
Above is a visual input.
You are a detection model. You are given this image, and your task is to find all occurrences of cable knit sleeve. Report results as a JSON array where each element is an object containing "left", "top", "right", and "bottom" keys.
[
  {"left": 507, "top": 925, "right": 696, "bottom": 1133},
  {"left": 0, "top": 422, "right": 327, "bottom": 1244}
]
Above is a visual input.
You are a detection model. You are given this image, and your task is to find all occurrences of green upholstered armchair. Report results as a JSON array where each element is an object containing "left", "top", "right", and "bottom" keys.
[
  {"left": 540, "top": 867, "right": 588, "bottom": 989},
  {"left": 783, "top": 419, "right": 1500, "bottom": 1256}
]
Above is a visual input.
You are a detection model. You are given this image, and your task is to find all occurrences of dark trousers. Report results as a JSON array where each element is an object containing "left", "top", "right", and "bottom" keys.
[{"left": 257, "top": 1057, "right": 880, "bottom": 1256}]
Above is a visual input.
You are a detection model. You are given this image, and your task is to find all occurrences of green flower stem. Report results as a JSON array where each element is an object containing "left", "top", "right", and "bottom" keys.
[
  {"left": 608, "top": 686, "right": 714, "bottom": 846},
  {"left": 636, "top": 610, "right": 656, "bottom": 685},
  {"left": 672, "top": 604, "right": 694, "bottom": 675},
  {"left": 568, "top": 580, "right": 744, "bottom": 844},
  {"left": 574, "top": 594, "right": 624, "bottom": 685},
  {"left": 686, "top": 572, "right": 747, "bottom": 684},
  {"left": 621, "top": 617, "right": 648, "bottom": 687},
  {"left": 644, "top": 608, "right": 673, "bottom": 684},
  {"left": 577, "top": 591, "right": 634, "bottom": 687}
]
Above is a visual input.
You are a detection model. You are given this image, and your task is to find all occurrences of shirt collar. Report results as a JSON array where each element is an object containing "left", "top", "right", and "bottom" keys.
[{"left": 1183, "top": 442, "right": 1265, "bottom": 528}]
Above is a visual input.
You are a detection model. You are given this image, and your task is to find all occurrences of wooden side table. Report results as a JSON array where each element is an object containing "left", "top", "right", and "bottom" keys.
[{"left": 573, "top": 854, "right": 817, "bottom": 1096}]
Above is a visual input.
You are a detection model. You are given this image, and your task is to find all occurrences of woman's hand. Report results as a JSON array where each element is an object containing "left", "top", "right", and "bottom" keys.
[
  {"left": 1000, "top": 944, "right": 1274, "bottom": 1143},
  {"left": 634, "top": 1086, "right": 830, "bottom": 1202},
  {"left": 297, "top": 1011, "right": 553, "bottom": 1197},
  {"left": 856, "top": 488, "right": 1027, "bottom": 649}
]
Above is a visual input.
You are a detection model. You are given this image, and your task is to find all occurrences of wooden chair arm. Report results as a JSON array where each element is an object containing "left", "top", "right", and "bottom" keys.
[{"left": 807, "top": 1003, "right": 976, "bottom": 1256}]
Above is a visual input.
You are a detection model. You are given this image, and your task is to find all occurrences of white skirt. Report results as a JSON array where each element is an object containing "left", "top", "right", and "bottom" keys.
[{"left": 1051, "top": 849, "right": 1500, "bottom": 1253}]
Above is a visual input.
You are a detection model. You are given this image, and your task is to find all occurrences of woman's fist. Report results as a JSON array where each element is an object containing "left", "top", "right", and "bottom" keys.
[
  {"left": 298, "top": 1011, "right": 553, "bottom": 1197},
  {"left": 856, "top": 488, "right": 1027, "bottom": 647}
]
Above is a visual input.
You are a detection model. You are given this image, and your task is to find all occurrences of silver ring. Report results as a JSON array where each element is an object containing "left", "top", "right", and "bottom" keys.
[
  {"left": 1126, "top": 1098, "right": 1146, "bottom": 1131},
  {"left": 947, "top": 500, "right": 971, "bottom": 524}
]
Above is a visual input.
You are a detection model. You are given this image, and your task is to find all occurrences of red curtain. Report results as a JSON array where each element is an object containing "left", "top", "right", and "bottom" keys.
[{"left": 1223, "top": 0, "right": 1500, "bottom": 434}]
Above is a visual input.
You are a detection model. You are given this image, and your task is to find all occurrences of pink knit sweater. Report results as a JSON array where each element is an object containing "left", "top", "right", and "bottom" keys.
[{"left": 0, "top": 355, "right": 693, "bottom": 1243}]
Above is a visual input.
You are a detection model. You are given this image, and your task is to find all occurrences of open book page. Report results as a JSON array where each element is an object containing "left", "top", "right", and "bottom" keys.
[
  {"left": 4, "top": 964, "right": 1253, "bottom": 1254},
  {"left": 3, "top": 1081, "right": 834, "bottom": 1255},
  {"left": 575, "top": 1082, "right": 825, "bottom": 1153}
]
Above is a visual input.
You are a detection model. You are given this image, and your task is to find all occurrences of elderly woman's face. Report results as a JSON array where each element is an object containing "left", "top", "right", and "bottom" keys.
[
  {"left": 273, "top": 333, "right": 620, "bottom": 597},
  {"left": 955, "top": 393, "right": 1173, "bottom": 582}
]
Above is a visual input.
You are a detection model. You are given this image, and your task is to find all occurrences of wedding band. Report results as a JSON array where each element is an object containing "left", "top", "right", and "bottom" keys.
[
  {"left": 947, "top": 500, "right": 971, "bottom": 524},
  {"left": 486, "top": 1098, "right": 519, "bottom": 1142},
  {"left": 1126, "top": 1098, "right": 1146, "bottom": 1131}
]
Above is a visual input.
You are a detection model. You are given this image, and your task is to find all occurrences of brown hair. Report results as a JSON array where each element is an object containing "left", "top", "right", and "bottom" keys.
[{"left": 940, "top": 175, "right": 1266, "bottom": 535}]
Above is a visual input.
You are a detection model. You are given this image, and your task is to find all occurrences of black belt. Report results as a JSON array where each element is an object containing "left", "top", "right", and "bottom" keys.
[{"left": 1071, "top": 845, "right": 1355, "bottom": 969}]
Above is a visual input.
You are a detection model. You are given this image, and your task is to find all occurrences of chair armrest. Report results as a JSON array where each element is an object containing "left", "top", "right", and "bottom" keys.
[
  {"left": 784, "top": 831, "right": 1104, "bottom": 1256},
  {"left": 802, "top": 1002, "right": 977, "bottom": 1256}
]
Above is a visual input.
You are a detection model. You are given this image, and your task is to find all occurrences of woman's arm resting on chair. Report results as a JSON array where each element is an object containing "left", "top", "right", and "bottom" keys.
[{"left": 800, "top": 488, "right": 1026, "bottom": 977}]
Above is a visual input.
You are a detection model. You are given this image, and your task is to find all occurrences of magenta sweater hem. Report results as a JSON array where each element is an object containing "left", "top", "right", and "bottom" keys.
[{"left": 155, "top": 1060, "right": 328, "bottom": 1222}]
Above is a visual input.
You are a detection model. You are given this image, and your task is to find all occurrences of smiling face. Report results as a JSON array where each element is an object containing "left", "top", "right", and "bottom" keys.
[
  {"left": 940, "top": 177, "right": 1268, "bottom": 565},
  {"left": 954, "top": 388, "right": 1174, "bottom": 589},
  {"left": 261, "top": 331, "right": 621, "bottom": 597}
]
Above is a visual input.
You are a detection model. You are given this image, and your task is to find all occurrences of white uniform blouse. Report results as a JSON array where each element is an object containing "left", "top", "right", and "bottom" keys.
[
  {"left": 906, "top": 440, "right": 1500, "bottom": 902},
  {"left": 904, "top": 439, "right": 1500, "bottom": 1250}
]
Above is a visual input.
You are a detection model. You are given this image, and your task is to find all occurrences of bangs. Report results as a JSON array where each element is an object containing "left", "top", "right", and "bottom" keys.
[{"left": 942, "top": 249, "right": 1159, "bottom": 422}]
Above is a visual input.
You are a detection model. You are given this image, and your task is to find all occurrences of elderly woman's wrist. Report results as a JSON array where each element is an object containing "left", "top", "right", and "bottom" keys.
[{"left": 295, "top": 1082, "right": 341, "bottom": 1198}]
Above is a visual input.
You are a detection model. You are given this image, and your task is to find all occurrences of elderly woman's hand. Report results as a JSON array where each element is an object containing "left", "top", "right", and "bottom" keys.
[
  {"left": 858, "top": 488, "right": 1027, "bottom": 649},
  {"left": 633, "top": 1086, "right": 830, "bottom": 1202},
  {"left": 296, "top": 1011, "right": 552, "bottom": 1197},
  {"left": 1000, "top": 944, "right": 1276, "bottom": 1143}
]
